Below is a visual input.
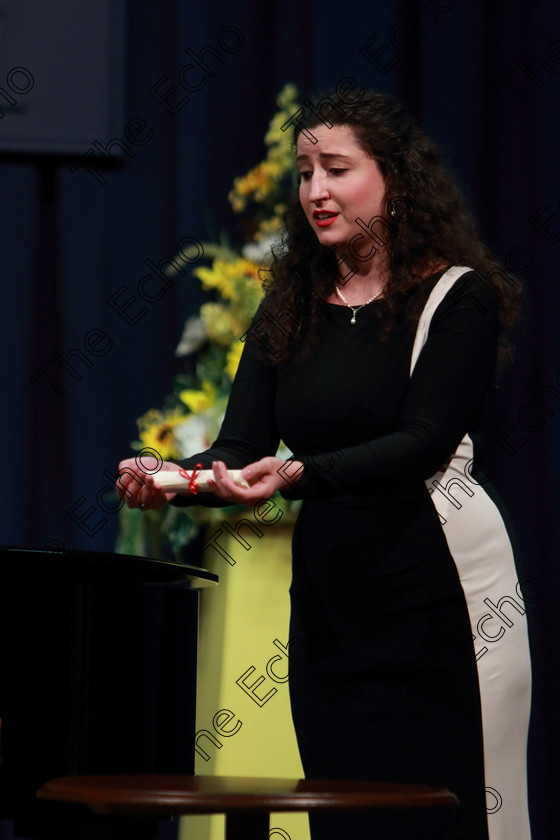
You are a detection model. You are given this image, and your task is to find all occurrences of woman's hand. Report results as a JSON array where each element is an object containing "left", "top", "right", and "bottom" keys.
[
  {"left": 115, "top": 454, "right": 305, "bottom": 510},
  {"left": 208, "top": 457, "right": 304, "bottom": 504},
  {"left": 115, "top": 456, "right": 181, "bottom": 510}
]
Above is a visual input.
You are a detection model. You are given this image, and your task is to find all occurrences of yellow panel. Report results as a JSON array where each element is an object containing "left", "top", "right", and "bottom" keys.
[{"left": 179, "top": 516, "right": 310, "bottom": 840}]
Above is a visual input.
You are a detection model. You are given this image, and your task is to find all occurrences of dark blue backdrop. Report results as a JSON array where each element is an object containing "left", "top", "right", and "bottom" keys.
[{"left": 1, "top": 0, "right": 559, "bottom": 836}]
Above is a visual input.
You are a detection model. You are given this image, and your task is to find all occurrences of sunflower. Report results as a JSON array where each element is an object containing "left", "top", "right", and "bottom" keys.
[{"left": 136, "top": 408, "right": 187, "bottom": 460}]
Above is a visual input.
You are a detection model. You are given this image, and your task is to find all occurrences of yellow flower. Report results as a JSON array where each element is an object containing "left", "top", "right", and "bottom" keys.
[
  {"left": 229, "top": 193, "right": 246, "bottom": 213},
  {"left": 227, "top": 84, "right": 300, "bottom": 215},
  {"left": 194, "top": 258, "right": 261, "bottom": 303},
  {"left": 256, "top": 215, "right": 284, "bottom": 239},
  {"left": 179, "top": 381, "right": 217, "bottom": 413},
  {"left": 264, "top": 84, "right": 301, "bottom": 170},
  {"left": 195, "top": 266, "right": 236, "bottom": 301},
  {"left": 265, "top": 84, "right": 300, "bottom": 147},
  {"left": 136, "top": 408, "right": 187, "bottom": 460},
  {"left": 199, "top": 302, "right": 243, "bottom": 346},
  {"left": 228, "top": 160, "right": 283, "bottom": 210},
  {"left": 277, "top": 83, "right": 299, "bottom": 109},
  {"left": 225, "top": 341, "right": 244, "bottom": 380}
]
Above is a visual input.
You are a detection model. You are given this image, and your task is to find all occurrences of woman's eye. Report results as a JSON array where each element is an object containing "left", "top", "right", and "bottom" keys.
[
  {"left": 298, "top": 171, "right": 312, "bottom": 181},
  {"left": 330, "top": 168, "right": 347, "bottom": 176}
]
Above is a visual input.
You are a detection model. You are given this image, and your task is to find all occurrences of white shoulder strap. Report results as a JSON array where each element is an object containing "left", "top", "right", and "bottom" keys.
[{"left": 409, "top": 265, "right": 472, "bottom": 376}]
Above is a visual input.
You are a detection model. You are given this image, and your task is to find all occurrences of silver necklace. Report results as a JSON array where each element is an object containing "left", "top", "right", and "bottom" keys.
[{"left": 335, "top": 284, "right": 385, "bottom": 324}]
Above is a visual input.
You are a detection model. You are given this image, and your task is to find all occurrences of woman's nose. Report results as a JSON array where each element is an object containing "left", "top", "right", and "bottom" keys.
[{"left": 309, "top": 172, "right": 329, "bottom": 202}]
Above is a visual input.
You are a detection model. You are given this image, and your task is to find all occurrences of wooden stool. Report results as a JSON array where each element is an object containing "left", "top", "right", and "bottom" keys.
[{"left": 38, "top": 774, "right": 458, "bottom": 839}]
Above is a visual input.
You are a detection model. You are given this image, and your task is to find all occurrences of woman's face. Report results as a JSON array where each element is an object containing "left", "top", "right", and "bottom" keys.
[{"left": 296, "top": 123, "right": 387, "bottom": 260}]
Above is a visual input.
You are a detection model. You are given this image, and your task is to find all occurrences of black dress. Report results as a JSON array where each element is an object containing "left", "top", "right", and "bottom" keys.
[{"left": 173, "top": 267, "right": 532, "bottom": 840}]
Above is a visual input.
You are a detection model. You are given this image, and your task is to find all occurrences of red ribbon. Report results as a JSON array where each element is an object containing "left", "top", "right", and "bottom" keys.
[{"left": 179, "top": 463, "right": 204, "bottom": 495}]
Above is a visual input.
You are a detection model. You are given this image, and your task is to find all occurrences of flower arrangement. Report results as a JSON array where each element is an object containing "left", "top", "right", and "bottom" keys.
[{"left": 116, "top": 84, "right": 302, "bottom": 562}]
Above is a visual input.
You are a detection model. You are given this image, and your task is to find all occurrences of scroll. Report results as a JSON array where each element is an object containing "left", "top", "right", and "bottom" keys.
[{"left": 153, "top": 466, "right": 249, "bottom": 495}]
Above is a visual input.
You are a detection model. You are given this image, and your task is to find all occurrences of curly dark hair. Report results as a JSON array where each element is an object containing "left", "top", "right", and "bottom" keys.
[{"left": 258, "top": 88, "right": 521, "bottom": 369}]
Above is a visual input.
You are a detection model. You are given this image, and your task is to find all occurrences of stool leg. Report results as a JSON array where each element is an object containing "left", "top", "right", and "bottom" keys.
[{"left": 225, "top": 812, "right": 270, "bottom": 840}]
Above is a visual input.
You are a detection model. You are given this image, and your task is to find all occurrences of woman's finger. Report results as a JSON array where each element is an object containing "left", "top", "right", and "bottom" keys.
[
  {"left": 209, "top": 461, "right": 236, "bottom": 497},
  {"left": 116, "top": 462, "right": 147, "bottom": 502}
]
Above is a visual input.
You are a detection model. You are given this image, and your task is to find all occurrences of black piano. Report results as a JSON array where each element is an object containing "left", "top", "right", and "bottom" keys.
[{"left": 0, "top": 546, "right": 218, "bottom": 837}]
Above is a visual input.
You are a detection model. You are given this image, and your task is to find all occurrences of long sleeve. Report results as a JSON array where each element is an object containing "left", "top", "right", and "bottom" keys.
[
  {"left": 171, "top": 313, "right": 281, "bottom": 507},
  {"left": 282, "top": 271, "right": 500, "bottom": 499}
]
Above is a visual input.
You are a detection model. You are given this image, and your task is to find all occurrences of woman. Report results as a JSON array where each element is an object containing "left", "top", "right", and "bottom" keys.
[{"left": 116, "top": 91, "right": 532, "bottom": 840}]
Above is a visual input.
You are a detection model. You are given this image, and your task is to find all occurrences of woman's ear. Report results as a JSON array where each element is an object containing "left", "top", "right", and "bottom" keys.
[{"left": 386, "top": 195, "right": 413, "bottom": 221}]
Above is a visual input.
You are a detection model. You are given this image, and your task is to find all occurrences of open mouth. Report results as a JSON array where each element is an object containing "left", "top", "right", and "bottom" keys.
[{"left": 313, "top": 211, "right": 338, "bottom": 227}]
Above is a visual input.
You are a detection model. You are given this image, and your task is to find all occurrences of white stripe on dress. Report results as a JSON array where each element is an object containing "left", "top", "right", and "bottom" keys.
[{"left": 410, "top": 266, "right": 532, "bottom": 840}]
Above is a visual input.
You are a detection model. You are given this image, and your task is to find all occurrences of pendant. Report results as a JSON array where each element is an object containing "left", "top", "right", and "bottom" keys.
[{"left": 350, "top": 315, "right": 356, "bottom": 324}]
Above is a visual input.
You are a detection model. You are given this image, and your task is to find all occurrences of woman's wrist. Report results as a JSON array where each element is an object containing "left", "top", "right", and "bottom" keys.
[{"left": 278, "top": 458, "right": 305, "bottom": 488}]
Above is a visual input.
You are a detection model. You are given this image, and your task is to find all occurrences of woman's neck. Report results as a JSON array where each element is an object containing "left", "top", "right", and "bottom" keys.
[{"left": 332, "top": 252, "right": 389, "bottom": 305}]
